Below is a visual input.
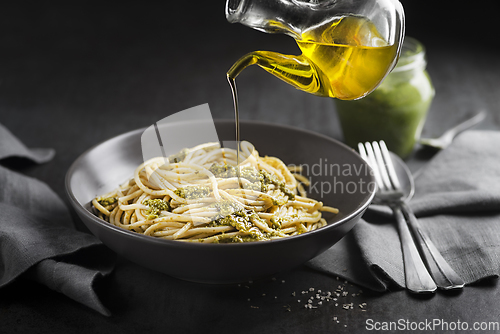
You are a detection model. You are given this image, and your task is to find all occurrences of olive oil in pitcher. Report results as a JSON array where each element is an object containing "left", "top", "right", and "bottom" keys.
[{"left": 227, "top": 16, "right": 399, "bottom": 101}]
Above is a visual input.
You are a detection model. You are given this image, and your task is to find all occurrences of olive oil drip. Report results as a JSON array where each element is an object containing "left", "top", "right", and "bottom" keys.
[{"left": 227, "top": 75, "right": 242, "bottom": 184}]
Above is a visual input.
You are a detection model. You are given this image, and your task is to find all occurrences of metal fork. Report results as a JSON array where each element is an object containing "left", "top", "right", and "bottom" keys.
[
  {"left": 361, "top": 141, "right": 465, "bottom": 291},
  {"left": 419, "top": 110, "right": 486, "bottom": 150},
  {"left": 359, "top": 141, "right": 437, "bottom": 294}
]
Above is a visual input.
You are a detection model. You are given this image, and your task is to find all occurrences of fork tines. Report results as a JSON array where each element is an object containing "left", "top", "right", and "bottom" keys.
[{"left": 358, "top": 141, "right": 400, "bottom": 192}]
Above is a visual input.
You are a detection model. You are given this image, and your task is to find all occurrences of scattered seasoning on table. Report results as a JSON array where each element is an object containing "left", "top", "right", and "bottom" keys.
[
  {"left": 342, "top": 303, "right": 354, "bottom": 310},
  {"left": 236, "top": 275, "right": 367, "bottom": 316}
]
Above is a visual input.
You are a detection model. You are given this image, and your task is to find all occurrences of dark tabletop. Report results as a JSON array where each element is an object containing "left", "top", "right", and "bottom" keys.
[{"left": 1, "top": 1, "right": 499, "bottom": 333}]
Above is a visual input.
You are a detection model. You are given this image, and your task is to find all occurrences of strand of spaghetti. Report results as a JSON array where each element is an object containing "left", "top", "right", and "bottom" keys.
[
  {"left": 156, "top": 212, "right": 211, "bottom": 224},
  {"left": 114, "top": 208, "right": 125, "bottom": 226},
  {"left": 92, "top": 199, "right": 111, "bottom": 216},
  {"left": 194, "top": 147, "right": 229, "bottom": 165},
  {"left": 130, "top": 211, "right": 137, "bottom": 224},
  {"left": 185, "top": 209, "right": 220, "bottom": 217},
  {"left": 122, "top": 186, "right": 135, "bottom": 197},
  {"left": 239, "top": 141, "right": 254, "bottom": 157},
  {"left": 221, "top": 191, "right": 260, "bottom": 203},
  {"left": 183, "top": 142, "right": 218, "bottom": 157},
  {"left": 216, "top": 177, "right": 255, "bottom": 189},
  {"left": 171, "top": 202, "right": 210, "bottom": 214},
  {"left": 157, "top": 166, "right": 199, "bottom": 175},
  {"left": 286, "top": 200, "right": 318, "bottom": 210},
  {"left": 218, "top": 190, "right": 266, "bottom": 213},
  {"left": 278, "top": 212, "right": 322, "bottom": 228},
  {"left": 113, "top": 220, "right": 157, "bottom": 230},
  {"left": 292, "top": 173, "right": 310, "bottom": 185},
  {"left": 134, "top": 162, "right": 178, "bottom": 197},
  {"left": 146, "top": 165, "right": 178, "bottom": 191},
  {"left": 141, "top": 220, "right": 185, "bottom": 228},
  {"left": 144, "top": 221, "right": 182, "bottom": 236},
  {"left": 307, "top": 201, "right": 323, "bottom": 213},
  {"left": 320, "top": 206, "right": 339, "bottom": 214},
  {"left": 185, "top": 233, "right": 219, "bottom": 240},
  {"left": 134, "top": 193, "right": 150, "bottom": 221},
  {"left": 280, "top": 226, "right": 297, "bottom": 234},
  {"left": 224, "top": 188, "right": 277, "bottom": 206},
  {"left": 151, "top": 229, "right": 180, "bottom": 237},
  {"left": 208, "top": 148, "right": 238, "bottom": 166},
  {"left": 184, "top": 196, "right": 219, "bottom": 205},
  {"left": 172, "top": 222, "right": 193, "bottom": 239},
  {"left": 297, "top": 183, "right": 307, "bottom": 197},
  {"left": 226, "top": 193, "right": 266, "bottom": 207},
  {"left": 119, "top": 203, "right": 148, "bottom": 211},
  {"left": 122, "top": 207, "right": 133, "bottom": 225},
  {"left": 181, "top": 226, "right": 236, "bottom": 237},
  {"left": 108, "top": 205, "right": 119, "bottom": 225},
  {"left": 118, "top": 188, "right": 141, "bottom": 203},
  {"left": 249, "top": 216, "right": 274, "bottom": 234},
  {"left": 138, "top": 173, "right": 161, "bottom": 190},
  {"left": 287, "top": 165, "right": 302, "bottom": 173}
]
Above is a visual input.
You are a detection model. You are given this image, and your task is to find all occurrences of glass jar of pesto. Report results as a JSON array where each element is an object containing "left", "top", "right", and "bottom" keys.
[{"left": 335, "top": 36, "right": 434, "bottom": 158}]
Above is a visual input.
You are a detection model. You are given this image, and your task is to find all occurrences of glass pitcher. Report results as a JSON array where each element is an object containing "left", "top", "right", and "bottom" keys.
[{"left": 226, "top": 0, "right": 405, "bottom": 100}]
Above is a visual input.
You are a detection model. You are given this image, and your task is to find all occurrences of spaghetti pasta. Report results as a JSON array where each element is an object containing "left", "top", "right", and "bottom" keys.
[{"left": 92, "top": 141, "right": 338, "bottom": 243}]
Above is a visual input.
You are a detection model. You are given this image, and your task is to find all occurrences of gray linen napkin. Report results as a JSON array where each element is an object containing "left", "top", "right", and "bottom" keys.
[
  {"left": 0, "top": 124, "right": 115, "bottom": 315},
  {"left": 308, "top": 130, "right": 500, "bottom": 291}
]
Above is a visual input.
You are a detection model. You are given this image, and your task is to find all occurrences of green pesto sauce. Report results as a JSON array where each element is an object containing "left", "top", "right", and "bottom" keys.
[
  {"left": 174, "top": 186, "right": 210, "bottom": 200},
  {"left": 225, "top": 234, "right": 266, "bottom": 243},
  {"left": 210, "top": 211, "right": 256, "bottom": 233},
  {"left": 143, "top": 198, "right": 170, "bottom": 220},
  {"left": 208, "top": 208, "right": 283, "bottom": 243},
  {"left": 168, "top": 148, "right": 189, "bottom": 163},
  {"left": 209, "top": 163, "right": 237, "bottom": 178},
  {"left": 259, "top": 170, "right": 295, "bottom": 201},
  {"left": 97, "top": 197, "right": 117, "bottom": 207},
  {"left": 211, "top": 200, "right": 241, "bottom": 218},
  {"left": 240, "top": 166, "right": 261, "bottom": 183},
  {"left": 335, "top": 61, "right": 434, "bottom": 158},
  {"left": 209, "top": 163, "right": 294, "bottom": 200},
  {"left": 269, "top": 217, "right": 282, "bottom": 229}
]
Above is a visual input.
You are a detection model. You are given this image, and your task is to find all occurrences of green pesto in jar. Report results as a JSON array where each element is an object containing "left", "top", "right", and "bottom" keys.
[{"left": 335, "top": 37, "right": 435, "bottom": 158}]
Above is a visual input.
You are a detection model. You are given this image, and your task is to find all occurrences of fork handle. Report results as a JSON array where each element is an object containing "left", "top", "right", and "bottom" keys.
[
  {"left": 401, "top": 203, "right": 465, "bottom": 290},
  {"left": 392, "top": 206, "right": 437, "bottom": 294}
]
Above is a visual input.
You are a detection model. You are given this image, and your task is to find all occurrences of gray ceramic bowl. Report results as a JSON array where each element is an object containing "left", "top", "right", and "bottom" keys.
[{"left": 66, "top": 120, "right": 375, "bottom": 283}]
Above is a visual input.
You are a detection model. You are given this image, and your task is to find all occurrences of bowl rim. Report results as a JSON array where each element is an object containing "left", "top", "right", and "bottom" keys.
[{"left": 65, "top": 119, "right": 375, "bottom": 249}]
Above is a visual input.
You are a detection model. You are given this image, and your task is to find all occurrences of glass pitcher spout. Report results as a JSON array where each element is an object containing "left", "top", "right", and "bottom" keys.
[
  {"left": 227, "top": 51, "right": 331, "bottom": 97},
  {"left": 226, "top": 0, "right": 405, "bottom": 100}
]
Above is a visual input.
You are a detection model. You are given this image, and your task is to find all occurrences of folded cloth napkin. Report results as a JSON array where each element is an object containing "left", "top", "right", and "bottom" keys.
[
  {"left": 0, "top": 123, "right": 115, "bottom": 315},
  {"left": 308, "top": 130, "right": 500, "bottom": 291}
]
